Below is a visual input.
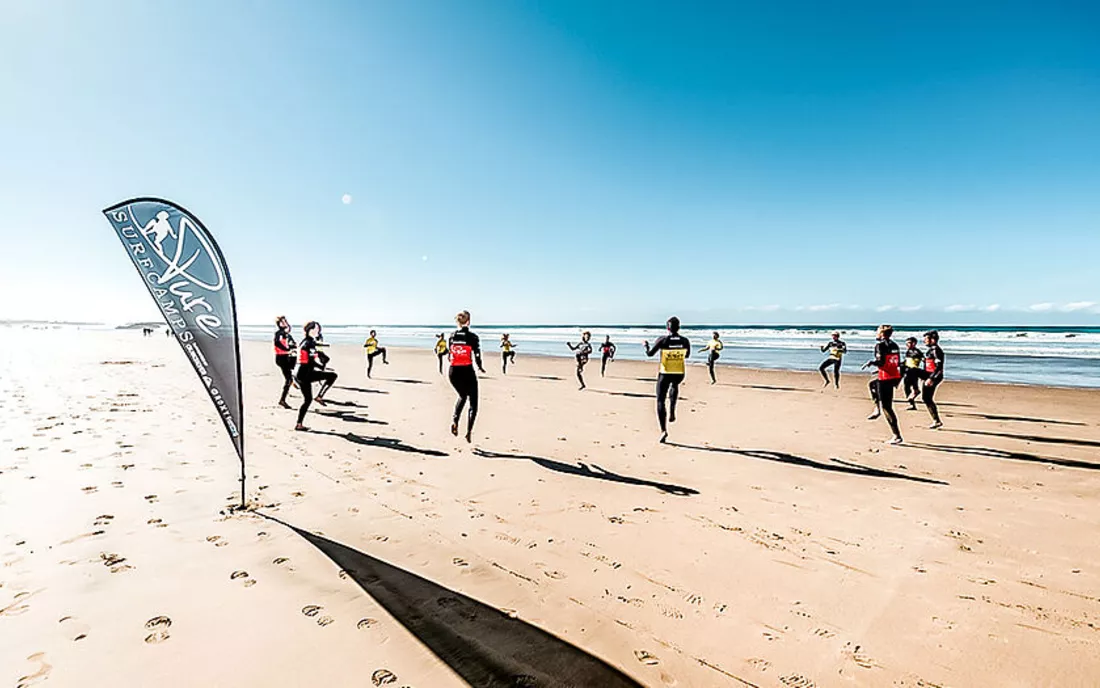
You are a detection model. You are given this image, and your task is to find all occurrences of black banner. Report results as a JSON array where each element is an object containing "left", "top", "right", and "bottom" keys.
[{"left": 102, "top": 198, "right": 245, "bottom": 478}]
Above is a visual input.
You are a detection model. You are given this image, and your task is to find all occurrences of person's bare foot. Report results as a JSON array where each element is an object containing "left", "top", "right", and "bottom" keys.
[
  {"left": 278, "top": 401, "right": 291, "bottom": 409},
  {"left": 451, "top": 422, "right": 459, "bottom": 437},
  {"left": 295, "top": 424, "right": 309, "bottom": 432}
]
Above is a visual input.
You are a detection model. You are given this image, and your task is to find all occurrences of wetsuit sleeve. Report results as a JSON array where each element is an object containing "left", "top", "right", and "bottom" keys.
[
  {"left": 870, "top": 342, "right": 886, "bottom": 368},
  {"left": 684, "top": 339, "right": 691, "bottom": 358},
  {"left": 472, "top": 333, "right": 484, "bottom": 370},
  {"left": 840, "top": 342, "right": 847, "bottom": 354},
  {"left": 931, "top": 347, "right": 945, "bottom": 382},
  {"left": 645, "top": 336, "right": 667, "bottom": 357}
]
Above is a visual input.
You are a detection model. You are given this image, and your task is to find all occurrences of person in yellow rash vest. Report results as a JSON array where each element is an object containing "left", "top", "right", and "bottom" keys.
[
  {"left": 644, "top": 317, "right": 691, "bottom": 443},
  {"left": 699, "top": 331, "right": 724, "bottom": 384},
  {"left": 434, "top": 333, "right": 448, "bottom": 375},
  {"left": 499, "top": 334, "right": 517, "bottom": 374},
  {"left": 363, "top": 329, "right": 389, "bottom": 378}
]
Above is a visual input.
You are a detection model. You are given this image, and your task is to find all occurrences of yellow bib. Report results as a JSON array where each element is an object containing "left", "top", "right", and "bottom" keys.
[
  {"left": 435, "top": 341, "right": 447, "bottom": 354},
  {"left": 365, "top": 338, "right": 378, "bottom": 354},
  {"left": 502, "top": 342, "right": 512, "bottom": 352},
  {"left": 660, "top": 348, "right": 686, "bottom": 374},
  {"left": 905, "top": 356, "right": 920, "bottom": 368}
]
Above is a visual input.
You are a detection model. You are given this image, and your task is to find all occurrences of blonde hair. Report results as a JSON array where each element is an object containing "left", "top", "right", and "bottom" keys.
[
  {"left": 878, "top": 324, "right": 894, "bottom": 339},
  {"left": 455, "top": 310, "right": 471, "bottom": 326}
]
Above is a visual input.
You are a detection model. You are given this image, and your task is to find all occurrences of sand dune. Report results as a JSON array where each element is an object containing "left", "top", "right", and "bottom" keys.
[{"left": 2, "top": 329, "right": 1098, "bottom": 687}]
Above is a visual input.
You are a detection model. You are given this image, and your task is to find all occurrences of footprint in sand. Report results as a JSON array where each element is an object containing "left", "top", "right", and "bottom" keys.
[
  {"left": 452, "top": 557, "right": 469, "bottom": 567},
  {"left": 2, "top": 591, "right": 36, "bottom": 617},
  {"left": 147, "top": 518, "right": 167, "bottom": 528},
  {"left": 780, "top": 674, "right": 816, "bottom": 687},
  {"left": 748, "top": 658, "right": 771, "bottom": 672},
  {"left": 371, "top": 669, "right": 397, "bottom": 686},
  {"left": 357, "top": 618, "right": 378, "bottom": 630},
  {"left": 273, "top": 557, "right": 290, "bottom": 566},
  {"left": 302, "top": 605, "right": 323, "bottom": 618},
  {"left": 58, "top": 616, "right": 90, "bottom": 641},
  {"left": 16, "top": 652, "right": 52, "bottom": 687},
  {"left": 100, "top": 552, "right": 132, "bottom": 573},
  {"left": 633, "top": 650, "right": 660, "bottom": 666},
  {"left": 94, "top": 514, "right": 114, "bottom": 526},
  {"left": 206, "top": 536, "right": 228, "bottom": 547},
  {"left": 82, "top": 486, "right": 98, "bottom": 494},
  {"left": 111, "top": 481, "right": 124, "bottom": 488},
  {"left": 230, "top": 571, "right": 256, "bottom": 586},
  {"left": 144, "top": 494, "right": 158, "bottom": 504},
  {"left": 316, "top": 615, "right": 334, "bottom": 627},
  {"left": 144, "top": 616, "right": 172, "bottom": 644},
  {"left": 534, "top": 563, "right": 566, "bottom": 580}
]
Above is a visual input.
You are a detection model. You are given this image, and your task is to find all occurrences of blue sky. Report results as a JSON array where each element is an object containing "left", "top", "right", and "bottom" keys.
[{"left": 1, "top": 0, "right": 1098, "bottom": 325}]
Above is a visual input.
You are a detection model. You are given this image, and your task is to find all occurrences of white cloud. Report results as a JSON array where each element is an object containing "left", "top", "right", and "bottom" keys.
[
  {"left": 1029, "top": 303, "right": 1054, "bottom": 312},
  {"left": 875, "top": 305, "right": 896, "bottom": 312},
  {"left": 745, "top": 304, "right": 781, "bottom": 312},
  {"left": 945, "top": 304, "right": 975, "bottom": 312},
  {"left": 806, "top": 303, "right": 841, "bottom": 312},
  {"left": 899, "top": 305, "right": 923, "bottom": 312},
  {"left": 982, "top": 304, "right": 1001, "bottom": 312},
  {"left": 341, "top": 193, "right": 353, "bottom": 205},
  {"left": 1060, "top": 301, "right": 1096, "bottom": 312}
]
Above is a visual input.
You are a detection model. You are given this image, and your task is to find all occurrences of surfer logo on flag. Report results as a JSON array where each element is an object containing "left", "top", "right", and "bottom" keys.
[{"left": 109, "top": 203, "right": 227, "bottom": 338}]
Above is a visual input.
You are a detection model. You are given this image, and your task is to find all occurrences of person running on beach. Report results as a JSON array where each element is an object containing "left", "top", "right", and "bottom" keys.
[
  {"left": 921, "top": 330, "right": 945, "bottom": 429},
  {"left": 274, "top": 315, "right": 298, "bottom": 409},
  {"left": 567, "top": 331, "right": 593, "bottom": 390},
  {"left": 434, "top": 333, "right": 448, "bottom": 375},
  {"left": 699, "top": 331, "right": 724, "bottom": 385},
  {"left": 363, "top": 330, "right": 389, "bottom": 378},
  {"left": 645, "top": 317, "right": 691, "bottom": 443},
  {"left": 862, "top": 324, "right": 903, "bottom": 445},
  {"left": 448, "top": 311, "right": 485, "bottom": 443},
  {"left": 819, "top": 331, "right": 847, "bottom": 388},
  {"left": 500, "top": 334, "right": 517, "bottom": 374},
  {"left": 295, "top": 321, "right": 338, "bottom": 431},
  {"left": 599, "top": 336, "right": 617, "bottom": 377},
  {"left": 902, "top": 336, "right": 925, "bottom": 410}
]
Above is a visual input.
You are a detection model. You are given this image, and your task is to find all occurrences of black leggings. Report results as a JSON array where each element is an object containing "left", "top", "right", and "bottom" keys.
[
  {"left": 656, "top": 373, "right": 684, "bottom": 433},
  {"left": 449, "top": 365, "right": 479, "bottom": 433},
  {"left": 923, "top": 379, "right": 942, "bottom": 423},
  {"left": 601, "top": 353, "right": 612, "bottom": 376},
  {"left": 501, "top": 351, "right": 515, "bottom": 373},
  {"left": 276, "top": 355, "right": 295, "bottom": 401},
  {"left": 576, "top": 357, "right": 588, "bottom": 388},
  {"left": 869, "top": 377, "right": 902, "bottom": 438},
  {"left": 437, "top": 352, "right": 447, "bottom": 374},
  {"left": 366, "top": 349, "right": 387, "bottom": 377},
  {"left": 707, "top": 352, "right": 719, "bottom": 383},
  {"left": 819, "top": 359, "right": 841, "bottom": 385},
  {"left": 903, "top": 369, "right": 922, "bottom": 400},
  {"left": 297, "top": 369, "right": 338, "bottom": 425}
]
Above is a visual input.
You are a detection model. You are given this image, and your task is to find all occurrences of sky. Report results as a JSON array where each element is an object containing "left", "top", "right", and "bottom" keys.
[{"left": 1, "top": 0, "right": 1098, "bottom": 326}]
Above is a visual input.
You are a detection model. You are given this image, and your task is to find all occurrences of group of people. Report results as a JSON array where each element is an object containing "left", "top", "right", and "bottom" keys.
[
  {"left": 815, "top": 327, "right": 945, "bottom": 444},
  {"left": 273, "top": 315, "right": 946, "bottom": 446}
]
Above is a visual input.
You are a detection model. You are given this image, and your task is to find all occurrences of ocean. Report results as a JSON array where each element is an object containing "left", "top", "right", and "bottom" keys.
[{"left": 240, "top": 324, "right": 1100, "bottom": 389}]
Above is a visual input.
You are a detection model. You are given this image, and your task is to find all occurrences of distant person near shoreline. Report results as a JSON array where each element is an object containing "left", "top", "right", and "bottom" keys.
[
  {"left": 863, "top": 324, "right": 903, "bottom": 445},
  {"left": 363, "top": 329, "right": 388, "bottom": 378},
  {"left": 599, "top": 336, "right": 616, "bottom": 377},
  {"left": 500, "top": 334, "right": 517, "bottom": 374},
  {"left": 567, "top": 331, "right": 593, "bottom": 390},
  {"left": 699, "top": 331, "right": 724, "bottom": 384},
  {"left": 448, "top": 310, "right": 485, "bottom": 443},
  {"left": 819, "top": 331, "right": 847, "bottom": 388},
  {"left": 434, "top": 333, "right": 448, "bottom": 375}
]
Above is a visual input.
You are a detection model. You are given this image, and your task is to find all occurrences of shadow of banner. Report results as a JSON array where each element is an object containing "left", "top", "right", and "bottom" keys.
[{"left": 265, "top": 516, "right": 643, "bottom": 687}]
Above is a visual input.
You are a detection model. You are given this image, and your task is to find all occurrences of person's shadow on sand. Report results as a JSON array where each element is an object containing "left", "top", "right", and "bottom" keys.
[
  {"left": 262, "top": 515, "right": 644, "bottom": 688},
  {"left": 668, "top": 443, "right": 947, "bottom": 485},
  {"left": 473, "top": 448, "right": 699, "bottom": 496}
]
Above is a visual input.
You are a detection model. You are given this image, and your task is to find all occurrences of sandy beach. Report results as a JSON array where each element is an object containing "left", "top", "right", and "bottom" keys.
[{"left": 2, "top": 328, "right": 1099, "bottom": 687}]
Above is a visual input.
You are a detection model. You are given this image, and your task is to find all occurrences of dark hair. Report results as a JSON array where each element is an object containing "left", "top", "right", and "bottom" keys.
[
  {"left": 667, "top": 316, "right": 681, "bottom": 333},
  {"left": 906, "top": 336, "right": 918, "bottom": 344},
  {"left": 924, "top": 330, "right": 940, "bottom": 341}
]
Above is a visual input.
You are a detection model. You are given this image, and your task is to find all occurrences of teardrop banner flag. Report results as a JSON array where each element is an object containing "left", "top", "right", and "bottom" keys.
[{"left": 102, "top": 198, "right": 246, "bottom": 506}]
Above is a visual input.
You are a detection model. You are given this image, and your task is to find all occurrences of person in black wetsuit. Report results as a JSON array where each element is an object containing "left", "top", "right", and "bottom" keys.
[
  {"left": 862, "top": 324, "right": 903, "bottom": 444},
  {"left": 644, "top": 317, "right": 691, "bottom": 443},
  {"left": 448, "top": 310, "right": 485, "bottom": 443},
  {"left": 921, "top": 330, "right": 945, "bottom": 429},
  {"left": 500, "top": 334, "right": 517, "bottom": 374},
  {"left": 818, "top": 331, "right": 847, "bottom": 388},
  {"left": 273, "top": 315, "right": 298, "bottom": 409},
  {"left": 363, "top": 330, "right": 388, "bottom": 378},
  {"left": 434, "top": 333, "right": 448, "bottom": 374},
  {"left": 699, "top": 331, "right": 724, "bottom": 384},
  {"left": 599, "top": 336, "right": 616, "bottom": 377},
  {"left": 295, "top": 321, "right": 338, "bottom": 431},
  {"left": 567, "top": 331, "right": 593, "bottom": 390},
  {"left": 902, "top": 336, "right": 925, "bottom": 410}
]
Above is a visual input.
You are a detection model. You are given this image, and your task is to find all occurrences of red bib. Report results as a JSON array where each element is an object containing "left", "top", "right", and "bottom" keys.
[
  {"left": 450, "top": 343, "right": 473, "bottom": 367},
  {"left": 879, "top": 353, "right": 901, "bottom": 381}
]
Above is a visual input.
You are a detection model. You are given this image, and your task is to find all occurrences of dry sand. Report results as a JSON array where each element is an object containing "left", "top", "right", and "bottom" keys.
[{"left": 2, "top": 328, "right": 1098, "bottom": 687}]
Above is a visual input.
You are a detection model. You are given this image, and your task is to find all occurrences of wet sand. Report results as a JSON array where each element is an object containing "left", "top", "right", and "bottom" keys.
[{"left": 2, "top": 329, "right": 1099, "bottom": 687}]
